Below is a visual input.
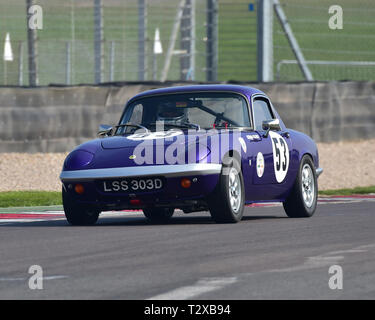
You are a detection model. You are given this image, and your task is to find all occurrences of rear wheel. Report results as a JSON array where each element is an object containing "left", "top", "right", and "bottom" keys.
[
  {"left": 143, "top": 207, "right": 174, "bottom": 223},
  {"left": 283, "top": 155, "right": 317, "bottom": 218},
  {"left": 62, "top": 187, "right": 100, "bottom": 226},
  {"left": 208, "top": 158, "right": 244, "bottom": 223}
]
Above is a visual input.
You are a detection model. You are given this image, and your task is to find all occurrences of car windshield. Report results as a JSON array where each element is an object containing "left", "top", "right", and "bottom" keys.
[{"left": 117, "top": 92, "right": 250, "bottom": 133}]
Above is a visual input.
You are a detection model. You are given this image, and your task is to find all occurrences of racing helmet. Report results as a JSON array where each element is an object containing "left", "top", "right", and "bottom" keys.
[{"left": 157, "top": 101, "right": 188, "bottom": 125}]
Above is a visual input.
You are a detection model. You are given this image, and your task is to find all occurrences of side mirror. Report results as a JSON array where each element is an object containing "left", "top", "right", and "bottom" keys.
[
  {"left": 262, "top": 119, "right": 280, "bottom": 131},
  {"left": 262, "top": 119, "right": 281, "bottom": 137},
  {"left": 98, "top": 124, "right": 113, "bottom": 137}
]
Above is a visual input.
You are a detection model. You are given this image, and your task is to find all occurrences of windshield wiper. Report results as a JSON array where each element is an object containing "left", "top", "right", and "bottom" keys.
[
  {"left": 177, "top": 122, "right": 201, "bottom": 130},
  {"left": 114, "top": 123, "right": 149, "bottom": 135},
  {"left": 148, "top": 122, "right": 200, "bottom": 130}
]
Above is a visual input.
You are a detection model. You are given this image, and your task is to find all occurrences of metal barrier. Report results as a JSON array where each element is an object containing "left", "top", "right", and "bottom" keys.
[{"left": 276, "top": 60, "right": 375, "bottom": 81}]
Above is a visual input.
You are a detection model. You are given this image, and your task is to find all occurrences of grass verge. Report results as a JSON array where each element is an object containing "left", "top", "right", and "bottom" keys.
[
  {"left": 0, "top": 191, "right": 62, "bottom": 208},
  {"left": 318, "top": 186, "right": 375, "bottom": 196}
]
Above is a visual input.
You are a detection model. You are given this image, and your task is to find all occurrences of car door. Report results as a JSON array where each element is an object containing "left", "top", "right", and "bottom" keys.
[{"left": 248, "top": 95, "right": 292, "bottom": 200}]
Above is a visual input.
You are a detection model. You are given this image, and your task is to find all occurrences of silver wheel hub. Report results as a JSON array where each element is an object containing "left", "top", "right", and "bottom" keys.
[
  {"left": 301, "top": 164, "right": 315, "bottom": 208},
  {"left": 228, "top": 167, "right": 241, "bottom": 213}
]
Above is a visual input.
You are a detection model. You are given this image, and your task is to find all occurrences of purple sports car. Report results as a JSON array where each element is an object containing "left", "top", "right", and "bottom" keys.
[{"left": 60, "top": 85, "right": 323, "bottom": 225}]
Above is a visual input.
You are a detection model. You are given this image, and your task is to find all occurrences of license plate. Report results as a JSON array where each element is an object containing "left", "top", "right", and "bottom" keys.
[{"left": 101, "top": 178, "right": 163, "bottom": 193}]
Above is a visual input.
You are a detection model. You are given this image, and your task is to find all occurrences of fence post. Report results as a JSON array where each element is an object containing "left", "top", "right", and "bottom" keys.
[
  {"left": 18, "top": 42, "right": 24, "bottom": 86},
  {"left": 94, "top": 0, "right": 103, "bottom": 84},
  {"left": 26, "top": 0, "right": 38, "bottom": 86},
  {"left": 66, "top": 42, "right": 71, "bottom": 85},
  {"left": 109, "top": 41, "right": 115, "bottom": 82},
  {"left": 180, "top": 0, "right": 195, "bottom": 80},
  {"left": 206, "top": 0, "right": 218, "bottom": 82},
  {"left": 70, "top": 0, "right": 75, "bottom": 84},
  {"left": 138, "top": 0, "right": 147, "bottom": 80},
  {"left": 257, "top": 0, "right": 273, "bottom": 82}
]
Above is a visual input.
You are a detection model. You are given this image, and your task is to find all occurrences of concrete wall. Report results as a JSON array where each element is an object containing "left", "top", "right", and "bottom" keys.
[{"left": 0, "top": 81, "right": 374, "bottom": 152}]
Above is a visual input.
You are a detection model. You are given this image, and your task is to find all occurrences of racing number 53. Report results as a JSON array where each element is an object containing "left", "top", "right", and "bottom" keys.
[
  {"left": 269, "top": 131, "right": 290, "bottom": 183},
  {"left": 272, "top": 137, "right": 287, "bottom": 171}
]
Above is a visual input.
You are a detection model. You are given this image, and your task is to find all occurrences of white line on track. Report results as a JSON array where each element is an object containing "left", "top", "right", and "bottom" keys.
[
  {"left": 147, "top": 277, "right": 237, "bottom": 300},
  {"left": 265, "top": 243, "right": 375, "bottom": 274},
  {"left": 0, "top": 210, "right": 142, "bottom": 215},
  {"left": 0, "top": 211, "right": 143, "bottom": 224},
  {"left": 0, "top": 275, "right": 68, "bottom": 282},
  {"left": 0, "top": 218, "right": 65, "bottom": 224}
]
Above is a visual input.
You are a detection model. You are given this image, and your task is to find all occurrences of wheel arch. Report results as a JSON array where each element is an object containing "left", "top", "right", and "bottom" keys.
[
  {"left": 289, "top": 129, "right": 320, "bottom": 169},
  {"left": 221, "top": 149, "right": 242, "bottom": 170}
]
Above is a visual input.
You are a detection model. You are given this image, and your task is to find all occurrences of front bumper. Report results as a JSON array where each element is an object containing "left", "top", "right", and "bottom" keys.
[
  {"left": 60, "top": 164, "right": 222, "bottom": 211},
  {"left": 316, "top": 167, "right": 323, "bottom": 178},
  {"left": 60, "top": 163, "right": 222, "bottom": 182}
]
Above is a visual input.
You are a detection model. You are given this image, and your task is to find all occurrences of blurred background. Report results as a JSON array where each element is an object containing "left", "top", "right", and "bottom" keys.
[{"left": 0, "top": 0, "right": 374, "bottom": 86}]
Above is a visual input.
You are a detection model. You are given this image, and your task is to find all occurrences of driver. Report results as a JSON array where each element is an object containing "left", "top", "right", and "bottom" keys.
[{"left": 157, "top": 101, "right": 189, "bottom": 126}]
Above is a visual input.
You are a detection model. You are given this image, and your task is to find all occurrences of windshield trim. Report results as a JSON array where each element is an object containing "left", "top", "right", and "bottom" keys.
[{"left": 119, "top": 90, "right": 254, "bottom": 130}]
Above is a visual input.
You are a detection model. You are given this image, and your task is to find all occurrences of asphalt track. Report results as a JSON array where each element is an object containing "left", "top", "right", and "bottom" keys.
[{"left": 0, "top": 196, "right": 375, "bottom": 300}]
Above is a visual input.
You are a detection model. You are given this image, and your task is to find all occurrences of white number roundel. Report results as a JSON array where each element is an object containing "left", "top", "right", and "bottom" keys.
[{"left": 269, "top": 131, "right": 289, "bottom": 183}]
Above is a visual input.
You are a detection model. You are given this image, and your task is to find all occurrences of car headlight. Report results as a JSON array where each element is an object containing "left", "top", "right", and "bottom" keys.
[{"left": 64, "top": 150, "right": 94, "bottom": 170}]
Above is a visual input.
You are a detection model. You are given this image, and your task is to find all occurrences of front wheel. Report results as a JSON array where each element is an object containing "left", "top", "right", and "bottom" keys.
[
  {"left": 208, "top": 159, "right": 245, "bottom": 223},
  {"left": 283, "top": 155, "right": 317, "bottom": 218},
  {"left": 62, "top": 187, "right": 100, "bottom": 226}
]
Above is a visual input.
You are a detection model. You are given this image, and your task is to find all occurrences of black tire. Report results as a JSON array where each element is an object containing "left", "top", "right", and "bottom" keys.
[
  {"left": 62, "top": 187, "right": 100, "bottom": 226},
  {"left": 208, "top": 157, "right": 245, "bottom": 223},
  {"left": 283, "top": 155, "right": 317, "bottom": 218},
  {"left": 143, "top": 207, "right": 174, "bottom": 223}
]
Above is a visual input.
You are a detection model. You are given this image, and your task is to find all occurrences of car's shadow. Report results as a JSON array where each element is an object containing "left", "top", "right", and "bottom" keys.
[
  {"left": 100, "top": 214, "right": 286, "bottom": 226},
  {"left": 0, "top": 214, "right": 286, "bottom": 227}
]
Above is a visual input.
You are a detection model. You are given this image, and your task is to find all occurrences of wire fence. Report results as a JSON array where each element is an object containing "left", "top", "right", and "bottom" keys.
[
  {"left": 0, "top": 0, "right": 257, "bottom": 86},
  {"left": 275, "top": 0, "right": 375, "bottom": 81},
  {"left": 0, "top": 0, "right": 374, "bottom": 85}
]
